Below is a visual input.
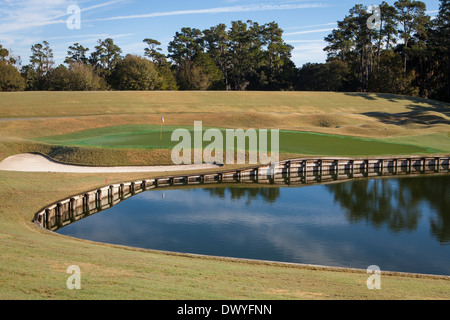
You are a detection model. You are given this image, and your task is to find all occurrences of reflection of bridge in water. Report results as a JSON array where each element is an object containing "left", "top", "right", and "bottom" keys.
[{"left": 34, "top": 156, "right": 450, "bottom": 232}]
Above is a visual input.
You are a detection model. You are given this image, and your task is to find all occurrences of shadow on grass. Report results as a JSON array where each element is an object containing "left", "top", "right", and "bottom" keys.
[{"left": 344, "top": 92, "right": 450, "bottom": 125}]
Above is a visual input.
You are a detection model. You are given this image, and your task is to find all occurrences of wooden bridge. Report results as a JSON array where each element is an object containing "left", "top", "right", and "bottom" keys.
[{"left": 34, "top": 155, "right": 450, "bottom": 231}]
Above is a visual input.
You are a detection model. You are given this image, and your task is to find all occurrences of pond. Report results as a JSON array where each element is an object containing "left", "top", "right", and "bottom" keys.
[{"left": 56, "top": 174, "right": 450, "bottom": 276}]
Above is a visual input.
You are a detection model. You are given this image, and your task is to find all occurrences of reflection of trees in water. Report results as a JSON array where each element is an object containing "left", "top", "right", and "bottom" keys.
[
  {"left": 202, "top": 176, "right": 449, "bottom": 242},
  {"left": 204, "top": 187, "right": 281, "bottom": 205},
  {"left": 325, "top": 179, "right": 421, "bottom": 231},
  {"left": 399, "top": 176, "right": 450, "bottom": 244},
  {"left": 325, "top": 175, "right": 450, "bottom": 243}
]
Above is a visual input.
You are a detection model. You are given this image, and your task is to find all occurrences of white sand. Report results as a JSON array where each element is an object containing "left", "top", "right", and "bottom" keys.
[{"left": 0, "top": 153, "right": 220, "bottom": 173}]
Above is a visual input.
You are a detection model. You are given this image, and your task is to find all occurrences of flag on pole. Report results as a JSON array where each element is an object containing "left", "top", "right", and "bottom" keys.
[{"left": 160, "top": 116, "right": 164, "bottom": 140}]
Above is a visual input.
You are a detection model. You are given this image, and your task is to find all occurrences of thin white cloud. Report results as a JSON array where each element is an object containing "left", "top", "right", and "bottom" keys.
[
  {"left": 291, "top": 47, "right": 327, "bottom": 66},
  {"left": 284, "top": 28, "right": 334, "bottom": 36},
  {"left": 46, "top": 32, "right": 134, "bottom": 41},
  {"left": 284, "top": 22, "right": 336, "bottom": 30},
  {"left": 286, "top": 39, "right": 325, "bottom": 43},
  {"left": 91, "top": 3, "right": 327, "bottom": 22},
  {"left": 0, "top": 0, "right": 125, "bottom": 34},
  {"left": 292, "top": 44, "right": 326, "bottom": 51},
  {"left": 44, "top": 0, "right": 126, "bottom": 20},
  {"left": 47, "top": 33, "right": 112, "bottom": 40},
  {"left": 82, "top": 0, "right": 125, "bottom": 13},
  {"left": 426, "top": 10, "right": 439, "bottom": 19},
  {"left": 0, "top": 0, "right": 67, "bottom": 34},
  {"left": 1, "top": 19, "right": 66, "bottom": 34}
]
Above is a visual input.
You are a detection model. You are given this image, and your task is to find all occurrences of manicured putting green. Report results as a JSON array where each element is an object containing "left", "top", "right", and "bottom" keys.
[{"left": 34, "top": 124, "right": 433, "bottom": 156}]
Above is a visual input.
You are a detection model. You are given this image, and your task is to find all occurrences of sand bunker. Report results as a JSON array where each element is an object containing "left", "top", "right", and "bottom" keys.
[{"left": 0, "top": 153, "right": 220, "bottom": 173}]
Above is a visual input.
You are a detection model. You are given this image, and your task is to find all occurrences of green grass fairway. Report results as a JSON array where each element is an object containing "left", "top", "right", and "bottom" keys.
[{"left": 34, "top": 124, "right": 434, "bottom": 157}]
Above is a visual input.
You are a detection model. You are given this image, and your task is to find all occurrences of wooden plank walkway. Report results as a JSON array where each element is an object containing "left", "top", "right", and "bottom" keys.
[{"left": 35, "top": 155, "right": 450, "bottom": 231}]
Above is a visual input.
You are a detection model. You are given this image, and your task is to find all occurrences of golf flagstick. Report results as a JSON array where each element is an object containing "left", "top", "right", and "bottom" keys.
[{"left": 160, "top": 116, "right": 164, "bottom": 140}]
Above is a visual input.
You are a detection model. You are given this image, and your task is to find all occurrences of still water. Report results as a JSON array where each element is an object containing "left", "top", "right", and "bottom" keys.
[{"left": 57, "top": 174, "right": 450, "bottom": 275}]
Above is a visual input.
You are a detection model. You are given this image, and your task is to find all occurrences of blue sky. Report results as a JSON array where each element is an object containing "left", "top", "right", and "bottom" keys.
[{"left": 0, "top": 0, "right": 442, "bottom": 68}]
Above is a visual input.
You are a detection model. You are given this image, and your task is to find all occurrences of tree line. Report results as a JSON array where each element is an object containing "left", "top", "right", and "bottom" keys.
[
  {"left": 299, "top": 0, "right": 450, "bottom": 102},
  {"left": 0, "top": 0, "right": 449, "bottom": 102}
]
